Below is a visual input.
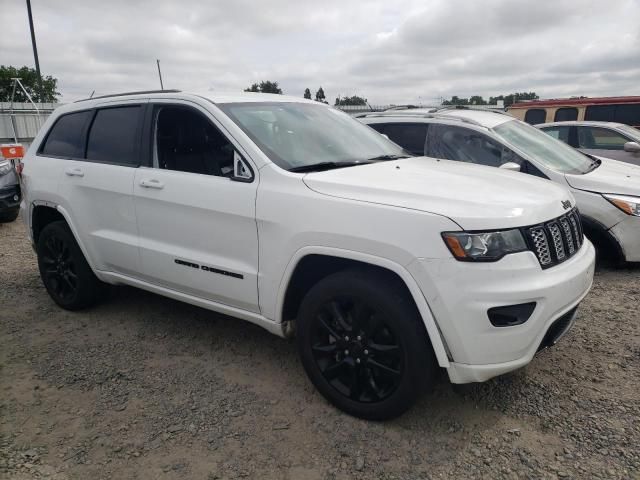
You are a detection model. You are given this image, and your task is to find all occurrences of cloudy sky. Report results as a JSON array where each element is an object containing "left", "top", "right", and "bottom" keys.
[{"left": 3, "top": 0, "right": 639, "bottom": 104}]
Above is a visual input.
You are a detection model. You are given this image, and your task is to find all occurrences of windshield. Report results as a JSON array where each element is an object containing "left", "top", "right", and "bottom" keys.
[
  {"left": 217, "top": 102, "right": 406, "bottom": 171},
  {"left": 616, "top": 124, "right": 640, "bottom": 143},
  {"left": 493, "top": 120, "right": 594, "bottom": 174}
]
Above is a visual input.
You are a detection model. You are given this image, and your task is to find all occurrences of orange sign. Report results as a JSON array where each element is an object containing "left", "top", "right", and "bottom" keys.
[{"left": 1, "top": 144, "right": 25, "bottom": 159}]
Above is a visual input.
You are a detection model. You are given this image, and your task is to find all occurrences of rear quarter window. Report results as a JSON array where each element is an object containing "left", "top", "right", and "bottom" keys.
[
  {"left": 39, "top": 111, "right": 93, "bottom": 158},
  {"left": 524, "top": 109, "right": 546, "bottom": 125}
]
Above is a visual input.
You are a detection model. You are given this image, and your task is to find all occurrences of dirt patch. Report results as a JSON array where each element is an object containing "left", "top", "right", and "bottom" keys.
[{"left": 1, "top": 217, "right": 639, "bottom": 479}]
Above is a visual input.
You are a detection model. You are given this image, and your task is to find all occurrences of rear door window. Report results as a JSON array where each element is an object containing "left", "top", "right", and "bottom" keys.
[
  {"left": 576, "top": 127, "right": 629, "bottom": 150},
  {"left": 585, "top": 105, "right": 615, "bottom": 122},
  {"left": 524, "top": 109, "right": 546, "bottom": 125},
  {"left": 380, "top": 123, "right": 428, "bottom": 155},
  {"left": 39, "top": 111, "right": 93, "bottom": 158},
  {"left": 86, "top": 106, "right": 142, "bottom": 165},
  {"left": 554, "top": 108, "right": 578, "bottom": 122}
]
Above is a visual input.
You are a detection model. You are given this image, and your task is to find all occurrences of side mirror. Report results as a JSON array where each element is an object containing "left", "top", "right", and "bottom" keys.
[
  {"left": 499, "top": 162, "right": 521, "bottom": 172},
  {"left": 623, "top": 141, "right": 640, "bottom": 153}
]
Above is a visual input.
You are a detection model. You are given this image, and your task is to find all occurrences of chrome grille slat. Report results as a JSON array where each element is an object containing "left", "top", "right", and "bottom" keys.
[{"left": 525, "top": 208, "right": 583, "bottom": 269}]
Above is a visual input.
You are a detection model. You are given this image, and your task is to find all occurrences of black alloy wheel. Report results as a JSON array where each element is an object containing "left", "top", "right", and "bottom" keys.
[
  {"left": 297, "top": 268, "right": 436, "bottom": 420},
  {"left": 37, "top": 221, "right": 104, "bottom": 310},
  {"left": 310, "top": 297, "right": 403, "bottom": 403}
]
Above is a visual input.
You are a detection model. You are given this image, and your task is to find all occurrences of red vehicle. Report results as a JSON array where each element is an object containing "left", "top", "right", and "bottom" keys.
[{"left": 507, "top": 96, "right": 640, "bottom": 128}]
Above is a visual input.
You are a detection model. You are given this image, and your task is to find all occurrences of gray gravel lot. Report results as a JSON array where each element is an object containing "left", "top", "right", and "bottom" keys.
[{"left": 1, "top": 216, "right": 639, "bottom": 480}]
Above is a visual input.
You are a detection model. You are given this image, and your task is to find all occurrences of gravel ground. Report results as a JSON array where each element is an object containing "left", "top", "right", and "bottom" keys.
[{"left": 1, "top": 216, "right": 639, "bottom": 480}]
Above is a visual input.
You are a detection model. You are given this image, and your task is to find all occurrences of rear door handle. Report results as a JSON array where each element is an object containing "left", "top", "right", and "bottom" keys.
[
  {"left": 64, "top": 167, "right": 84, "bottom": 177},
  {"left": 139, "top": 178, "right": 165, "bottom": 189}
]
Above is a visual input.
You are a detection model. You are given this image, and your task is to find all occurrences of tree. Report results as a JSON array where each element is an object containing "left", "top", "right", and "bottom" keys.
[
  {"left": 0, "top": 65, "right": 60, "bottom": 102},
  {"left": 244, "top": 80, "right": 283, "bottom": 94},
  {"left": 469, "top": 95, "right": 487, "bottom": 105},
  {"left": 303, "top": 88, "right": 312, "bottom": 99},
  {"left": 489, "top": 92, "right": 539, "bottom": 107},
  {"left": 334, "top": 95, "right": 368, "bottom": 106},
  {"left": 315, "top": 87, "right": 327, "bottom": 103}
]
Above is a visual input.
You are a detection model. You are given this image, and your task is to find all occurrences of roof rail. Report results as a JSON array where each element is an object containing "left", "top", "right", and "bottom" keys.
[
  {"left": 434, "top": 105, "right": 511, "bottom": 115},
  {"left": 75, "top": 89, "right": 181, "bottom": 103},
  {"left": 383, "top": 104, "right": 421, "bottom": 111},
  {"left": 356, "top": 110, "right": 486, "bottom": 127}
]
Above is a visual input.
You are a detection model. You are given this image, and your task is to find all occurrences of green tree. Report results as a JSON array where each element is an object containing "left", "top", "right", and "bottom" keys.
[
  {"left": 334, "top": 95, "right": 368, "bottom": 106},
  {"left": 0, "top": 65, "right": 60, "bottom": 102},
  {"left": 303, "top": 88, "right": 312, "bottom": 99},
  {"left": 244, "top": 80, "right": 283, "bottom": 94},
  {"left": 469, "top": 95, "right": 487, "bottom": 105},
  {"left": 489, "top": 92, "right": 539, "bottom": 107},
  {"left": 315, "top": 87, "right": 327, "bottom": 103}
]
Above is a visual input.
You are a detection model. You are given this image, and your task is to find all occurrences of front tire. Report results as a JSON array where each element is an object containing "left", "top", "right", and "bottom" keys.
[
  {"left": 37, "top": 221, "right": 104, "bottom": 310},
  {"left": 296, "top": 268, "right": 436, "bottom": 420}
]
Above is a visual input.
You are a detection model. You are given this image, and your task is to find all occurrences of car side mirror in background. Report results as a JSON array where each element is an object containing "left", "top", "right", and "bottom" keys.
[
  {"left": 623, "top": 141, "right": 640, "bottom": 153},
  {"left": 499, "top": 162, "right": 521, "bottom": 172}
]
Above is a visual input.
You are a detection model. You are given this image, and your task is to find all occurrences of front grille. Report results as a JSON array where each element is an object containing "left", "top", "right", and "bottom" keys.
[{"left": 523, "top": 209, "right": 583, "bottom": 269}]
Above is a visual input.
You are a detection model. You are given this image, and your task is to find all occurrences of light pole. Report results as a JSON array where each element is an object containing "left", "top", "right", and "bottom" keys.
[{"left": 25, "top": 0, "right": 43, "bottom": 101}]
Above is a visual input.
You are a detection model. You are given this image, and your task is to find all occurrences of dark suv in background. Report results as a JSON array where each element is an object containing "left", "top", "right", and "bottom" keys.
[{"left": 0, "top": 159, "right": 21, "bottom": 223}]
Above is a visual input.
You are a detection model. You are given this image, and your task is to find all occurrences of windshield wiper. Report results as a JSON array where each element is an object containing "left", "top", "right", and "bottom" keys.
[
  {"left": 366, "top": 154, "right": 412, "bottom": 161},
  {"left": 288, "top": 161, "right": 372, "bottom": 173}
]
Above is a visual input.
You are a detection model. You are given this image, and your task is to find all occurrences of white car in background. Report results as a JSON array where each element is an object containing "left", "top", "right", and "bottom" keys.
[
  {"left": 360, "top": 109, "right": 640, "bottom": 264},
  {"left": 536, "top": 121, "right": 640, "bottom": 166}
]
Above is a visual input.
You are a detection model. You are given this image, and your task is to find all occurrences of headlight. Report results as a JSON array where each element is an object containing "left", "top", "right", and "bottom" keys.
[
  {"left": 442, "top": 229, "right": 527, "bottom": 262},
  {"left": 0, "top": 160, "right": 13, "bottom": 176},
  {"left": 603, "top": 194, "right": 640, "bottom": 217}
]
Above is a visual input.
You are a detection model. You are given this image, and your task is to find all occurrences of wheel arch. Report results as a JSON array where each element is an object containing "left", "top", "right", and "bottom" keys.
[
  {"left": 31, "top": 202, "right": 101, "bottom": 275},
  {"left": 581, "top": 214, "right": 624, "bottom": 264},
  {"left": 276, "top": 247, "right": 450, "bottom": 368}
]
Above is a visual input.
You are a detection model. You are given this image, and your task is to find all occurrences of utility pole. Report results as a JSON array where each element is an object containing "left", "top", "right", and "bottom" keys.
[
  {"left": 156, "top": 59, "right": 164, "bottom": 90},
  {"left": 26, "top": 0, "right": 43, "bottom": 100}
]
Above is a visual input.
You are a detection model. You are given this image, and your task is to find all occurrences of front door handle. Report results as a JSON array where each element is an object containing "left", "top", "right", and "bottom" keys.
[
  {"left": 64, "top": 167, "right": 84, "bottom": 177},
  {"left": 139, "top": 178, "right": 165, "bottom": 189}
]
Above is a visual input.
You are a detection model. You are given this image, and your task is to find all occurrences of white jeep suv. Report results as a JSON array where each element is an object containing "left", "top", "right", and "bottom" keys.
[{"left": 21, "top": 91, "right": 595, "bottom": 419}]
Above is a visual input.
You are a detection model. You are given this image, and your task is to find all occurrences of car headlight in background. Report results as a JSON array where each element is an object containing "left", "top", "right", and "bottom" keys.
[
  {"left": 442, "top": 229, "right": 527, "bottom": 262},
  {"left": 603, "top": 194, "right": 640, "bottom": 217},
  {"left": 0, "top": 160, "right": 13, "bottom": 176}
]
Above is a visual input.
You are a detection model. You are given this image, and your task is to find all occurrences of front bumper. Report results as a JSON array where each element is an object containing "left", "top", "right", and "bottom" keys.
[
  {"left": 609, "top": 216, "right": 640, "bottom": 262},
  {"left": 408, "top": 239, "right": 595, "bottom": 384},
  {"left": 0, "top": 184, "right": 21, "bottom": 213}
]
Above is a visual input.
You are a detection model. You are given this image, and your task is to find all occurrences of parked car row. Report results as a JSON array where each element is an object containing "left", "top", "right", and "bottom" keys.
[
  {"left": 358, "top": 108, "right": 640, "bottom": 265},
  {"left": 19, "top": 90, "right": 638, "bottom": 420}
]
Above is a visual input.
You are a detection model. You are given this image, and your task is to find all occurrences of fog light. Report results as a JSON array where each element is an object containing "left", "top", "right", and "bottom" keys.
[{"left": 488, "top": 302, "right": 536, "bottom": 327}]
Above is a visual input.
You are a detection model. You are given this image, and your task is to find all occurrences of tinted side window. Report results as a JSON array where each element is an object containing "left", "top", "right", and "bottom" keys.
[
  {"left": 40, "top": 111, "right": 92, "bottom": 158},
  {"left": 382, "top": 123, "right": 427, "bottom": 155},
  {"left": 368, "top": 123, "right": 386, "bottom": 134},
  {"left": 524, "top": 109, "right": 546, "bottom": 125},
  {"left": 154, "top": 106, "right": 235, "bottom": 177},
  {"left": 614, "top": 104, "right": 640, "bottom": 125},
  {"left": 427, "top": 124, "right": 504, "bottom": 167},
  {"left": 585, "top": 105, "right": 615, "bottom": 122},
  {"left": 577, "top": 127, "right": 629, "bottom": 150},
  {"left": 541, "top": 125, "right": 571, "bottom": 144},
  {"left": 86, "top": 106, "right": 142, "bottom": 165},
  {"left": 554, "top": 108, "right": 578, "bottom": 122}
]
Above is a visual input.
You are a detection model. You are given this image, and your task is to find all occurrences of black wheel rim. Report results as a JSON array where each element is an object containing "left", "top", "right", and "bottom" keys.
[
  {"left": 310, "top": 297, "right": 404, "bottom": 403},
  {"left": 40, "top": 234, "right": 78, "bottom": 302}
]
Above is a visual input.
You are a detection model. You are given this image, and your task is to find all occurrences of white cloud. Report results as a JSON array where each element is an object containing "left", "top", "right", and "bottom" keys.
[{"left": 2, "top": 0, "right": 639, "bottom": 104}]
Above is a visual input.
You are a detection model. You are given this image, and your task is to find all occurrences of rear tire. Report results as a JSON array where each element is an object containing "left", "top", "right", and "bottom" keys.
[
  {"left": 37, "top": 221, "right": 105, "bottom": 310},
  {"left": 296, "top": 268, "right": 436, "bottom": 420}
]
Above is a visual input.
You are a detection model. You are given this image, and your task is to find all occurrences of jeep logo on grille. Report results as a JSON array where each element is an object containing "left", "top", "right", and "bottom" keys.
[{"left": 561, "top": 200, "right": 572, "bottom": 210}]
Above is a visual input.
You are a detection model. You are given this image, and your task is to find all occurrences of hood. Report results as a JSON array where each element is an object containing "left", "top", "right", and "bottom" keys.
[
  {"left": 303, "top": 157, "right": 573, "bottom": 230},
  {"left": 565, "top": 157, "right": 640, "bottom": 196}
]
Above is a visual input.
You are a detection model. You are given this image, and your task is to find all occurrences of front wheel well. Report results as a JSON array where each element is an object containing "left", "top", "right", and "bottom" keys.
[
  {"left": 31, "top": 205, "right": 67, "bottom": 244},
  {"left": 281, "top": 255, "right": 418, "bottom": 325},
  {"left": 581, "top": 215, "right": 624, "bottom": 265}
]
